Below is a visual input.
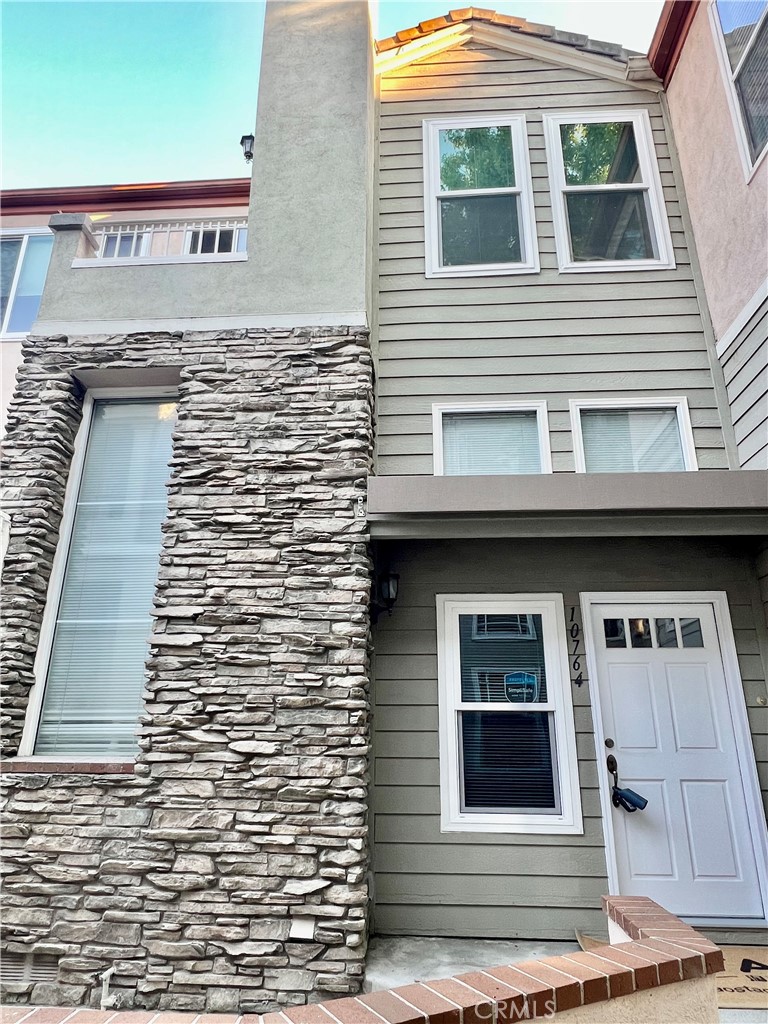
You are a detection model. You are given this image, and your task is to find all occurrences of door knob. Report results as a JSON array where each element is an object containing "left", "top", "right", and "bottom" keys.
[{"left": 605, "top": 737, "right": 615, "bottom": 748}]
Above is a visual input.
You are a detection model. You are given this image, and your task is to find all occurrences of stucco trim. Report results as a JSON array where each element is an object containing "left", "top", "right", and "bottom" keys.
[{"left": 33, "top": 311, "right": 370, "bottom": 334}]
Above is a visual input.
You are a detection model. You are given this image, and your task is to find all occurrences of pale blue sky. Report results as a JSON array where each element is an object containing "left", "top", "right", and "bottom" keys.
[{"left": 2, "top": 1, "right": 663, "bottom": 190}]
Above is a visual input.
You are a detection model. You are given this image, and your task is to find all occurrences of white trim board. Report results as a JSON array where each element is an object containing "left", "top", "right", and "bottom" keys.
[
  {"left": 32, "top": 311, "right": 369, "bottom": 335},
  {"left": 18, "top": 386, "right": 178, "bottom": 759},
  {"left": 580, "top": 590, "right": 768, "bottom": 928},
  {"left": 716, "top": 278, "right": 768, "bottom": 359},
  {"left": 432, "top": 400, "right": 552, "bottom": 476},
  {"left": 375, "top": 20, "right": 662, "bottom": 92}
]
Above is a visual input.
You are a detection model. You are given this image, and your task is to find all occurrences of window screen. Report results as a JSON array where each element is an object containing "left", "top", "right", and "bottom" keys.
[
  {"left": 35, "top": 399, "right": 176, "bottom": 756},
  {"left": 442, "top": 410, "right": 542, "bottom": 475},
  {"left": 457, "top": 612, "right": 559, "bottom": 814},
  {"left": 715, "top": 0, "right": 768, "bottom": 161},
  {"left": 579, "top": 407, "right": 686, "bottom": 472}
]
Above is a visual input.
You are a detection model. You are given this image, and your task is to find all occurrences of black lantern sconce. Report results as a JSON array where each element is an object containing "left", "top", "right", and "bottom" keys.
[
  {"left": 372, "top": 571, "right": 400, "bottom": 623},
  {"left": 240, "top": 134, "right": 255, "bottom": 163}
]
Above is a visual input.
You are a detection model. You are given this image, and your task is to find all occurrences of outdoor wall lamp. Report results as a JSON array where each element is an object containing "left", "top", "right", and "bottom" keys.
[
  {"left": 372, "top": 571, "right": 400, "bottom": 623},
  {"left": 240, "top": 134, "right": 255, "bottom": 163}
]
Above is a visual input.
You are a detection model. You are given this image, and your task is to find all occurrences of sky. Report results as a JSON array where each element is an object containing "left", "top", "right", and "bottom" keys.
[{"left": 2, "top": 0, "right": 664, "bottom": 190}]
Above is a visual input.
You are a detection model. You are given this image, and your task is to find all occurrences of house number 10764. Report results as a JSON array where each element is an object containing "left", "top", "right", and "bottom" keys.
[{"left": 569, "top": 607, "right": 584, "bottom": 686}]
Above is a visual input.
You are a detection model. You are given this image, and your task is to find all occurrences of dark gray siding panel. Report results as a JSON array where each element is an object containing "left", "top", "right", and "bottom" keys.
[{"left": 371, "top": 537, "right": 767, "bottom": 938}]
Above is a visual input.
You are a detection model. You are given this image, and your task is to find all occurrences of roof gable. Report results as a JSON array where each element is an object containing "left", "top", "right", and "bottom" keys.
[{"left": 375, "top": 8, "right": 661, "bottom": 90}]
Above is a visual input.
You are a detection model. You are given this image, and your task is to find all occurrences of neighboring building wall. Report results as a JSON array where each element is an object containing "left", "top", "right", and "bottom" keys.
[
  {"left": 1, "top": 325, "right": 374, "bottom": 1010},
  {"left": 371, "top": 536, "right": 767, "bottom": 939},
  {"left": 719, "top": 298, "right": 768, "bottom": 469},
  {"left": 664, "top": 2, "right": 768, "bottom": 341},
  {"left": 375, "top": 42, "right": 729, "bottom": 476}
]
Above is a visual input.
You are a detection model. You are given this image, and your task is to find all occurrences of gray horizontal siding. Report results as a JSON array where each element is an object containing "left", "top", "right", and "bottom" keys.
[
  {"left": 371, "top": 536, "right": 768, "bottom": 939},
  {"left": 376, "top": 43, "right": 727, "bottom": 475},
  {"left": 721, "top": 298, "right": 768, "bottom": 470}
]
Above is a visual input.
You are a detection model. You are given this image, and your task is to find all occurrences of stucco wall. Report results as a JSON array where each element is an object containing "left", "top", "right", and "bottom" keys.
[
  {"left": 666, "top": 2, "right": 768, "bottom": 338},
  {"left": 35, "top": 0, "right": 375, "bottom": 328}
]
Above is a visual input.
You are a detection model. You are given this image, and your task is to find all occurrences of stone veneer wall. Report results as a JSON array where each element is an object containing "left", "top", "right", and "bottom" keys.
[{"left": 0, "top": 327, "right": 374, "bottom": 1012}]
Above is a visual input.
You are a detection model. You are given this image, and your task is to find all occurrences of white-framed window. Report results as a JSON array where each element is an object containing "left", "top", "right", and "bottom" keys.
[
  {"left": 437, "top": 594, "right": 583, "bottom": 834},
  {"left": 709, "top": 0, "right": 768, "bottom": 178},
  {"left": 543, "top": 109, "right": 675, "bottom": 272},
  {"left": 569, "top": 397, "right": 698, "bottom": 473},
  {"left": 1, "top": 229, "right": 54, "bottom": 337},
  {"left": 422, "top": 115, "right": 539, "bottom": 278},
  {"left": 432, "top": 401, "right": 552, "bottom": 476},
  {"left": 19, "top": 389, "right": 177, "bottom": 759}
]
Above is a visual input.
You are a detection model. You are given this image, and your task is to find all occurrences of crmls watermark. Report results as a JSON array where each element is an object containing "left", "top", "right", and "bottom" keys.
[{"left": 473, "top": 997, "right": 558, "bottom": 1021}]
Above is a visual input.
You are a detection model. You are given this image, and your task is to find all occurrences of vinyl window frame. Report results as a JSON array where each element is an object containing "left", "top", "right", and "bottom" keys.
[
  {"left": 422, "top": 115, "right": 540, "bottom": 278},
  {"left": 17, "top": 386, "right": 178, "bottom": 761},
  {"left": 437, "top": 593, "right": 583, "bottom": 834},
  {"left": 708, "top": 0, "right": 768, "bottom": 180},
  {"left": 568, "top": 396, "right": 698, "bottom": 473},
  {"left": 0, "top": 227, "right": 53, "bottom": 340},
  {"left": 432, "top": 400, "right": 552, "bottom": 476},
  {"left": 543, "top": 109, "right": 675, "bottom": 272}
]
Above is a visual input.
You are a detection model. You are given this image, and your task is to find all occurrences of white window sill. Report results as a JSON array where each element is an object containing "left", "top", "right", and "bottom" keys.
[
  {"left": 1, "top": 333, "right": 30, "bottom": 341},
  {"left": 71, "top": 253, "right": 248, "bottom": 269},
  {"left": 557, "top": 258, "right": 676, "bottom": 273},
  {"left": 441, "top": 813, "right": 584, "bottom": 835},
  {"left": 426, "top": 263, "right": 539, "bottom": 279}
]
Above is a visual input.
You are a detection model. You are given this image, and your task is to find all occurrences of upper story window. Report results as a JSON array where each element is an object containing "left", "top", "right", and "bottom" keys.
[
  {"left": 437, "top": 594, "right": 583, "bottom": 834},
  {"left": 569, "top": 397, "right": 698, "bottom": 472},
  {"left": 0, "top": 230, "right": 54, "bottom": 336},
  {"left": 432, "top": 402, "right": 552, "bottom": 475},
  {"left": 543, "top": 110, "right": 675, "bottom": 272},
  {"left": 710, "top": 0, "right": 768, "bottom": 175},
  {"left": 20, "top": 393, "right": 176, "bottom": 758},
  {"left": 422, "top": 116, "right": 539, "bottom": 278}
]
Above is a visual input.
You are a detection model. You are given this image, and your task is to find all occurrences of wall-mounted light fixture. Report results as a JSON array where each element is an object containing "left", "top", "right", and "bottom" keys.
[
  {"left": 240, "top": 134, "right": 255, "bottom": 163},
  {"left": 372, "top": 571, "right": 400, "bottom": 623}
]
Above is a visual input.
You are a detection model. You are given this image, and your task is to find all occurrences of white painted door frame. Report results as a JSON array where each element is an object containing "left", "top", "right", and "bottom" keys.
[{"left": 581, "top": 590, "right": 768, "bottom": 928}]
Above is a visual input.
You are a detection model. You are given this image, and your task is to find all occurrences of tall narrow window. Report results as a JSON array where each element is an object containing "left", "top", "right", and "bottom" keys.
[
  {"left": 711, "top": 0, "right": 768, "bottom": 171},
  {"left": 437, "top": 595, "right": 582, "bottom": 834},
  {"left": 33, "top": 397, "right": 176, "bottom": 756},
  {"left": 543, "top": 110, "right": 674, "bottom": 271},
  {"left": 423, "top": 116, "right": 539, "bottom": 277},
  {"left": 433, "top": 402, "right": 551, "bottom": 476},
  {"left": 569, "top": 398, "right": 697, "bottom": 473}
]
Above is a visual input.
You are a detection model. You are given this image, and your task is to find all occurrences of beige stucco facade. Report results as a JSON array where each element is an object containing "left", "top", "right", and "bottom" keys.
[{"left": 665, "top": 1, "right": 768, "bottom": 339}]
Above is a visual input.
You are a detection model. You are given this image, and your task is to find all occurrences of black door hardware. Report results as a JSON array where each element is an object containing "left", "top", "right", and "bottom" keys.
[{"left": 607, "top": 754, "right": 648, "bottom": 813}]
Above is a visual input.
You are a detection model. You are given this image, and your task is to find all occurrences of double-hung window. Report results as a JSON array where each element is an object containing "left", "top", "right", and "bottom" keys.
[
  {"left": 569, "top": 397, "right": 698, "bottom": 472},
  {"left": 1, "top": 230, "right": 54, "bottom": 336},
  {"left": 423, "top": 116, "right": 539, "bottom": 277},
  {"left": 543, "top": 110, "right": 674, "bottom": 271},
  {"left": 21, "top": 392, "right": 176, "bottom": 758},
  {"left": 432, "top": 402, "right": 551, "bottom": 475},
  {"left": 437, "top": 594, "right": 582, "bottom": 834},
  {"left": 710, "top": 0, "right": 768, "bottom": 174}
]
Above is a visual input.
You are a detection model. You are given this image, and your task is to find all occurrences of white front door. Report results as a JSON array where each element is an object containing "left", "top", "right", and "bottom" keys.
[{"left": 588, "top": 598, "right": 765, "bottom": 921}]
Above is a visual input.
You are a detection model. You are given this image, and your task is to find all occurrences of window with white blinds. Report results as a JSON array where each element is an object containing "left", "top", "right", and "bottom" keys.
[
  {"left": 570, "top": 400, "right": 696, "bottom": 473},
  {"left": 434, "top": 403, "right": 551, "bottom": 476},
  {"left": 33, "top": 397, "right": 176, "bottom": 756},
  {"left": 437, "top": 595, "right": 583, "bottom": 834}
]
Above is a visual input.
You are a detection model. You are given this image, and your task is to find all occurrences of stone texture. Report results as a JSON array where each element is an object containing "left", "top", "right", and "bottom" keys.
[{"left": 0, "top": 327, "right": 374, "bottom": 1011}]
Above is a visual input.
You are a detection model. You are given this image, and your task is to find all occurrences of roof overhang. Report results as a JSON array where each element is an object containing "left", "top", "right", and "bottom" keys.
[
  {"left": 648, "top": 0, "right": 697, "bottom": 85},
  {"left": 367, "top": 471, "right": 768, "bottom": 538},
  {"left": 375, "top": 19, "right": 662, "bottom": 91},
  {"left": 2, "top": 178, "right": 251, "bottom": 216}
]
